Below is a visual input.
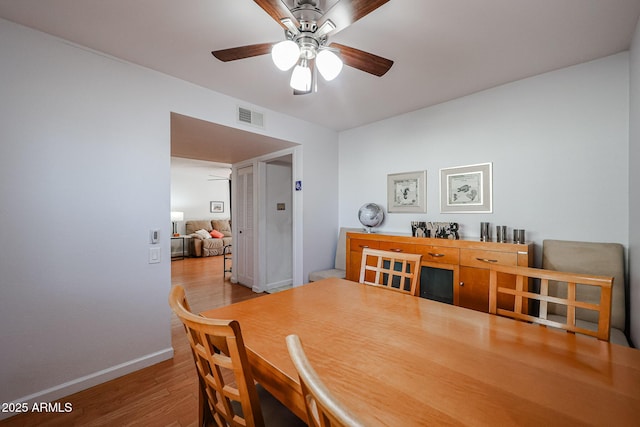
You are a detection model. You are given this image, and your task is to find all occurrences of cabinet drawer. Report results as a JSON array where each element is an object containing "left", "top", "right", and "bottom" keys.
[
  {"left": 378, "top": 241, "right": 415, "bottom": 253},
  {"left": 459, "top": 249, "right": 517, "bottom": 268},
  {"left": 415, "top": 245, "right": 459, "bottom": 265},
  {"left": 349, "top": 239, "right": 380, "bottom": 252}
]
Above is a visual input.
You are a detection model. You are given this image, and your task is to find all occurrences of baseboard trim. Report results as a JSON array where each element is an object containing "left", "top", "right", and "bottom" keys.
[
  {"left": 0, "top": 348, "right": 174, "bottom": 420},
  {"left": 263, "top": 279, "right": 294, "bottom": 294}
]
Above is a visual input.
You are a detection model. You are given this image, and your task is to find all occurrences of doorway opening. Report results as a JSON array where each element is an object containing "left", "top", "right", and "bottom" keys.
[{"left": 170, "top": 112, "right": 300, "bottom": 291}]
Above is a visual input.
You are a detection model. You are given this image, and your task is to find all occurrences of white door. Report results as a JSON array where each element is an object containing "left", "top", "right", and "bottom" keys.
[{"left": 236, "top": 165, "right": 254, "bottom": 287}]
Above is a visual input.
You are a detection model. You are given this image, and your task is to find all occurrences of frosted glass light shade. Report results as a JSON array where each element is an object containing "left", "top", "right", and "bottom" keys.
[
  {"left": 271, "top": 40, "right": 300, "bottom": 71},
  {"left": 290, "top": 63, "right": 312, "bottom": 91},
  {"left": 316, "top": 50, "right": 343, "bottom": 81}
]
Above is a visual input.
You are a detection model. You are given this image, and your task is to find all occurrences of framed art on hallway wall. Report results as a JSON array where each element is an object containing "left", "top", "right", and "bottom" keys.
[{"left": 210, "top": 201, "right": 224, "bottom": 213}]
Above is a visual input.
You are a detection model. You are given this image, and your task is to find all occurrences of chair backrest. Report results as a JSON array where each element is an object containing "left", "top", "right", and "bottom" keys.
[
  {"left": 488, "top": 265, "right": 613, "bottom": 341},
  {"left": 286, "top": 335, "right": 364, "bottom": 427},
  {"left": 542, "top": 239, "right": 625, "bottom": 331},
  {"left": 169, "top": 285, "right": 265, "bottom": 427},
  {"left": 359, "top": 248, "right": 423, "bottom": 295}
]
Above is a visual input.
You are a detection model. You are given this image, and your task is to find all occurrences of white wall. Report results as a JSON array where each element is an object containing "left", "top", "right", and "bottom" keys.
[
  {"left": 339, "top": 52, "right": 632, "bottom": 340},
  {"left": 0, "top": 18, "right": 339, "bottom": 411},
  {"left": 339, "top": 53, "right": 629, "bottom": 260},
  {"left": 629, "top": 17, "right": 640, "bottom": 347},
  {"left": 170, "top": 157, "right": 230, "bottom": 236}
]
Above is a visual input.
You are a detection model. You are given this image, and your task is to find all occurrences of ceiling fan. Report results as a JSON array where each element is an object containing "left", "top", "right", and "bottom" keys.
[
  {"left": 208, "top": 172, "right": 231, "bottom": 181},
  {"left": 212, "top": 0, "right": 394, "bottom": 94}
]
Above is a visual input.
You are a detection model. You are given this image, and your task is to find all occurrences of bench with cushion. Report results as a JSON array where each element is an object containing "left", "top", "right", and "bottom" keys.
[
  {"left": 308, "top": 227, "right": 361, "bottom": 282},
  {"left": 542, "top": 239, "right": 629, "bottom": 346}
]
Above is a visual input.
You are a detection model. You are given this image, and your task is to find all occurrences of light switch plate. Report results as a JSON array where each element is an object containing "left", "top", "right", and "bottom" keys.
[{"left": 149, "top": 247, "right": 161, "bottom": 264}]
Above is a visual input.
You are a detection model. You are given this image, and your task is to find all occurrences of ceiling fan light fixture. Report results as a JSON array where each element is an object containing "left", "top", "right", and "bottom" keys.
[
  {"left": 316, "top": 49, "right": 343, "bottom": 81},
  {"left": 271, "top": 40, "right": 300, "bottom": 71},
  {"left": 211, "top": 1, "right": 394, "bottom": 94},
  {"left": 290, "top": 58, "right": 312, "bottom": 91}
]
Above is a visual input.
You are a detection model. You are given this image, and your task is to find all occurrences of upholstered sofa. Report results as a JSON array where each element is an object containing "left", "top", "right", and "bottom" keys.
[{"left": 185, "top": 219, "right": 232, "bottom": 257}]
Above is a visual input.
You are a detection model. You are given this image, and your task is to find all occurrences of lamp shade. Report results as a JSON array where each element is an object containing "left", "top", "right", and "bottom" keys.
[
  {"left": 290, "top": 61, "right": 312, "bottom": 91},
  {"left": 316, "top": 49, "right": 343, "bottom": 81},
  {"left": 170, "top": 211, "right": 184, "bottom": 222},
  {"left": 271, "top": 40, "right": 300, "bottom": 71}
]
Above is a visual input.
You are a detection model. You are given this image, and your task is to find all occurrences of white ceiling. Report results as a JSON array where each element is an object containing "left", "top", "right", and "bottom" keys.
[
  {"left": 1, "top": 0, "right": 639, "bottom": 133},
  {"left": 170, "top": 112, "right": 298, "bottom": 164}
]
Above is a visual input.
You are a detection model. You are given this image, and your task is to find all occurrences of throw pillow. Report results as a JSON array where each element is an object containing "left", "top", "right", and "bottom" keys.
[
  {"left": 195, "top": 229, "right": 211, "bottom": 239},
  {"left": 212, "top": 219, "right": 232, "bottom": 237},
  {"left": 210, "top": 229, "right": 224, "bottom": 239}
]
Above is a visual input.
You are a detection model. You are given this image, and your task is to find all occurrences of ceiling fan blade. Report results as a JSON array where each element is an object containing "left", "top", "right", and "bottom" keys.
[
  {"left": 211, "top": 43, "right": 274, "bottom": 62},
  {"left": 331, "top": 43, "right": 393, "bottom": 77},
  {"left": 318, "top": 0, "right": 391, "bottom": 36},
  {"left": 254, "top": 0, "right": 300, "bottom": 30}
]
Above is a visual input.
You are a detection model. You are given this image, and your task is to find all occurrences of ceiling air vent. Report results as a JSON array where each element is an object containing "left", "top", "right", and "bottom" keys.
[{"left": 237, "top": 106, "right": 264, "bottom": 128}]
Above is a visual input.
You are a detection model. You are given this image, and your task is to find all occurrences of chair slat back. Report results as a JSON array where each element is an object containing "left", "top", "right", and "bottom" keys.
[
  {"left": 359, "top": 248, "right": 422, "bottom": 295},
  {"left": 286, "top": 335, "right": 364, "bottom": 427},
  {"left": 488, "top": 265, "right": 613, "bottom": 341},
  {"left": 169, "top": 285, "right": 265, "bottom": 427}
]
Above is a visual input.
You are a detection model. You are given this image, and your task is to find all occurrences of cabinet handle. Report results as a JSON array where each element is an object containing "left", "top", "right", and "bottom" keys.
[
  {"left": 359, "top": 245, "right": 370, "bottom": 249},
  {"left": 390, "top": 248, "right": 403, "bottom": 252},
  {"left": 428, "top": 252, "right": 445, "bottom": 258},
  {"left": 459, "top": 282, "right": 464, "bottom": 286},
  {"left": 476, "top": 257, "right": 498, "bottom": 263}
]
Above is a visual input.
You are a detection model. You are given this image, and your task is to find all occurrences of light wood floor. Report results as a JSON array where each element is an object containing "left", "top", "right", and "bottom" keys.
[{"left": 1, "top": 256, "right": 264, "bottom": 427}]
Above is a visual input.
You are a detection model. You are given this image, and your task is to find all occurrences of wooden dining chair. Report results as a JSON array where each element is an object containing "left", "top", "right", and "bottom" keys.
[
  {"left": 169, "top": 285, "right": 305, "bottom": 427},
  {"left": 359, "top": 248, "right": 423, "bottom": 295},
  {"left": 286, "top": 335, "right": 365, "bottom": 427},
  {"left": 488, "top": 265, "right": 613, "bottom": 341}
]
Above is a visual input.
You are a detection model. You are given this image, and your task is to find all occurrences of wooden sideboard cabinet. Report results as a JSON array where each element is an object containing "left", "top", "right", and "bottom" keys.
[{"left": 346, "top": 232, "right": 534, "bottom": 313}]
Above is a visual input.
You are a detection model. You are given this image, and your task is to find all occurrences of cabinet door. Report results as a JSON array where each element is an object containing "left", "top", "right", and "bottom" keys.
[
  {"left": 347, "top": 250, "right": 363, "bottom": 281},
  {"left": 459, "top": 266, "right": 490, "bottom": 312},
  {"left": 459, "top": 249, "right": 520, "bottom": 312}
]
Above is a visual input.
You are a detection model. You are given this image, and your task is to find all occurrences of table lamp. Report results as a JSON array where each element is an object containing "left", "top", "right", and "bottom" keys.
[{"left": 170, "top": 211, "right": 184, "bottom": 236}]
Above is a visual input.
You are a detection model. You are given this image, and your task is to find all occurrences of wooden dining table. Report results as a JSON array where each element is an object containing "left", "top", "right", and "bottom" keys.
[{"left": 201, "top": 278, "right": 640, "bottom": 426}]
